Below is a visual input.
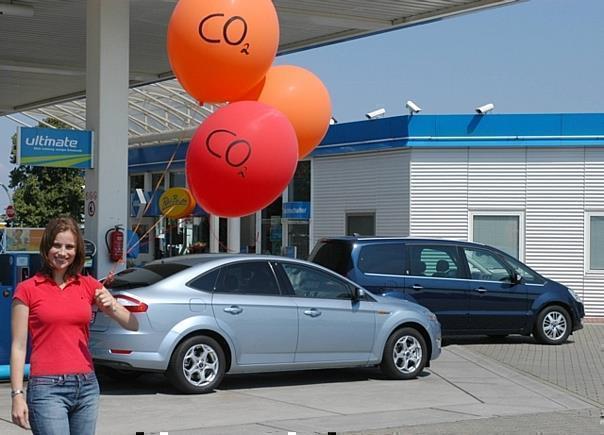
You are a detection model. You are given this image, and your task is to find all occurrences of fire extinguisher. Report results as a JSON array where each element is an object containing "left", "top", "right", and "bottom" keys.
[{"left": 105, "top": 225, "right": 124, "bottom": 262}]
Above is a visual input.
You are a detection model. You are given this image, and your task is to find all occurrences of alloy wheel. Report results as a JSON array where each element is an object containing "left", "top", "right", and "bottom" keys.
[
  {"left": 182, "top": 344, "right": 219, "bottom": 386},
  {"left": 392, "top": 334, "right": 423, "bottom": 374},
  {"left": 542, "top": 311, "right": 567, "bottom": 341}
]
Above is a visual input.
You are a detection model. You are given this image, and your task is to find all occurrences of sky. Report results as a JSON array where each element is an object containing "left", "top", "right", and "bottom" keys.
[{"left": 1, "top": 0, "right": 603, "bottom": 213}]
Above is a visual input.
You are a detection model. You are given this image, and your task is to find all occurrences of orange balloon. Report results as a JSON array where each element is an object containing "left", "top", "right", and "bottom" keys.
[
  {"left": 167, "top": 0, "right": 279, "bottom": 103},
  {"left": 243, "top": 65, "right": 332, "bottom": 158}
]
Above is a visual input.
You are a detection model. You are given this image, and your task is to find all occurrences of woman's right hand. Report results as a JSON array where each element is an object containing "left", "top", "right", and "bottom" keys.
[{"left": 11, "top": 395, "right": 29, "bottom": 429}]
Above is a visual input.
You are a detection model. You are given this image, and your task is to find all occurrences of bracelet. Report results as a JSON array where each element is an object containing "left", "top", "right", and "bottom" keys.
[{"left": 11, "top": 389, "right": 24, "bottom": 398}]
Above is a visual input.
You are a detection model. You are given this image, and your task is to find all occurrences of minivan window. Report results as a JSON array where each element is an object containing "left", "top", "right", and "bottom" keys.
[
  {"left": 500, "top": 254, "right": 545, "bottom": 284},
  {"left": 358, "top": 243, "right": 405, "bottom": 275},
  {"left": 308, "top": 240, "right": 353, "bottom": 276},
  {"left": 106, "top": 263, "right": 191, "bottom": 289},
  {"left": 408, "top": 245, "right": 463, "bottom": 278},
  {"left": 464, "top": 248, "right": 512, "bottom": 282}
]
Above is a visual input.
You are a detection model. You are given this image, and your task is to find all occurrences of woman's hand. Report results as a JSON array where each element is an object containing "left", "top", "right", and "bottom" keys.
[
  {"left": 11, "top": 395, "right": 29, "bottom": 429},
  {"left": 95, "top": 287, "right": 117, "bottom": 313},
  {"left": 95, "top": 287, "right": 139, "bottom": 331}
]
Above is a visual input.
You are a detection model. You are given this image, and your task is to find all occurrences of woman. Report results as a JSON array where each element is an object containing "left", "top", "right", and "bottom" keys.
[{"left": 10, "top": 216, "right": 138, "bottom": 434}]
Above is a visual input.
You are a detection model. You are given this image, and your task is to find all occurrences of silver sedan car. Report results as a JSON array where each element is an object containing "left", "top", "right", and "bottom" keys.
[{"left": 90, "top": 254, "right": 441, "bottom": 394}]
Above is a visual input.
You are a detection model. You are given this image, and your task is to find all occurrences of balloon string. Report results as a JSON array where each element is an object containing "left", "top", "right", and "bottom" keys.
[
  {"left": 128, "top": 133, "right": 188, "bottom": 265},
  {"left": 131, "top": 136, "right": 186, "bottom": 238},
  {"left": 126, "top": 210, "right": 177, "bottom": 257}
]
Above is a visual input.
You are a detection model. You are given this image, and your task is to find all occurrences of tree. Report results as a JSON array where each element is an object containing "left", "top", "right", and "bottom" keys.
[{"left": 8, "top": 118, "right": 84, "bottom": 227}]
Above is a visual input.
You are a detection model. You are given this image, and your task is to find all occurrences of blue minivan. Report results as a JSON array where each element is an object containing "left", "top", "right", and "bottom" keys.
[{"left": 309, "top": 237, "right": 584, "bottom": 344}]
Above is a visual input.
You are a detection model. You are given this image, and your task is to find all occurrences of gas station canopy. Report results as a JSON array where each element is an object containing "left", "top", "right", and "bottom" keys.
[{"left": 1, "top": 0, "right": 518, "bottom": 119}]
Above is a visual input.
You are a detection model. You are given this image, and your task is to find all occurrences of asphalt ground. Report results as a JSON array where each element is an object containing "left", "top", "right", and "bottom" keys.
[{"left": 0, "top": 324, "right": 602, "bottom": 435}]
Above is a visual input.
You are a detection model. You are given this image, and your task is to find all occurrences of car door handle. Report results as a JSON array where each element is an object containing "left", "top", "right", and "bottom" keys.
[
  {"left": 223, "top": 306, "right": 243, "bottom": 314},
  {"left": 474, "top": 287, "right": 488, "bottom": 294},
  {"left": 303, "top": 309, "right": 321, "bottom": 317},
  {"left": 411, "top": 284, "right": 423, "bottom": 291}
]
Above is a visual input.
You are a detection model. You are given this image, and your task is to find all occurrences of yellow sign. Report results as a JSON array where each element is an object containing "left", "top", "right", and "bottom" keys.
[
  {"left": 4, "top": 228, "right": 45, "bottom": 252},
  {"left": 159, "top": 188, "right": 196, "bottom": 219}
]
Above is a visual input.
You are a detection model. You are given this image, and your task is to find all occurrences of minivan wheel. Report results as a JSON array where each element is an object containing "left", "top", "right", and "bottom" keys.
[
  {"left": 167, "top": 335, "right": 225, "bottom": 394},
  {"left": 380, "top": 327, "right": 428, "bottom": 380},
  {"left": 534, "top": 305, "right": 571, "bottom": 345}
]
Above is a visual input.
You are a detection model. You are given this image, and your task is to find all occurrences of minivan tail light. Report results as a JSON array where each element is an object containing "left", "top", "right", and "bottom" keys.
[{"left": 114, "top": 294, "right": 148, "bottom": 313}]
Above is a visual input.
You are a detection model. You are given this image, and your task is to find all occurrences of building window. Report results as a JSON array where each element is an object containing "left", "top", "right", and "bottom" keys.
[
  {"left": 129, "top": 174, "right": 144, "bottom": 194},
  {"left": 169, "top": 171, "right": 186, "bottom": 188},
  {"left": 346, "top": 213, "right": 375, "bottom": 236},
  {"left": 151, "top": 172, "right": 166, "bottom": 192},
  {"left": 586, "top": 212, "right": 604, "bottom": 271},
  {"left": 469, "top": 211, "right": 524, "bottom": 260}
]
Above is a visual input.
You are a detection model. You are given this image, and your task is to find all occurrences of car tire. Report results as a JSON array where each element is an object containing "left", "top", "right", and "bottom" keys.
[
  {"left": 380, "top": 327, "right": 428, "bottom": 380},
  {"left": 533, "top": 305, "right": 571, "bottom": 345},
  {"left": 167, "top": 335, "right": 226, "bottom": 394}
]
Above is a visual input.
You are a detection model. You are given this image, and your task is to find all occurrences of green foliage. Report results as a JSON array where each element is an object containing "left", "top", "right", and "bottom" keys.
[{"left": 8, "top": 118, "right": 84, "bottom": 227}]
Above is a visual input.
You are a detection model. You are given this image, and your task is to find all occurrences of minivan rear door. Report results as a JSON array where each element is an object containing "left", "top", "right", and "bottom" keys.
[{"left": 404, "top": 243, "right": 470, "bottom": 332}]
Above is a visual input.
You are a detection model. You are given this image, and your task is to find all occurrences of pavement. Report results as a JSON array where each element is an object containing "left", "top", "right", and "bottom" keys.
[{"left": 0, "top": 324, "right": 602, "bottom": 435}]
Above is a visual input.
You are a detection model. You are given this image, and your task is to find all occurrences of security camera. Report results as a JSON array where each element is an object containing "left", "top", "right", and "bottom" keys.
[
  {"left": 365, "top": 108, "right": 386, "bottom": 119},
  {"left": 475, "top": 103, "right": 495, "bottom": 114},
  {"left": 0, "top": 3, "right": 34, "bottom": 17},
  {"left": 405, "top": 100, "right": 422, "bottom": 114}
]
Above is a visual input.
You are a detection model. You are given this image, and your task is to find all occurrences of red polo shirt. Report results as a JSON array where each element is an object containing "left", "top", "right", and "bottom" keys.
[{"left": 14, "top": 273, "right": 102, "bottom": 376}]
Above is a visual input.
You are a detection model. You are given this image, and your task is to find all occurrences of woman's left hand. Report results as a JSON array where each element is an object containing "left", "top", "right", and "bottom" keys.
[{"left": 95, "top": 288, "right": 117, "bottom": 313}]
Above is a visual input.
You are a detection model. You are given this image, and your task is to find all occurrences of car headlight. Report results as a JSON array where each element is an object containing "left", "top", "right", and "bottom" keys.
[{"left": 567, "top": 287, "right": 582, "bottom": 302}]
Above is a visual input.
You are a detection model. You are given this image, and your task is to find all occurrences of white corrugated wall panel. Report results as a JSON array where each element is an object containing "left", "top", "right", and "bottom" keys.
[
  {"left": 524, "top": 149, "right": 586, "bottom": 301},
  {"left": 468, "top": 148, "right": 527, "bottom": 209},
  {"left": 584, "top": 148, "right": 604, "bottom": 317},
  {"left": 311, "top": 150, "right": 410, "bottom": 247},
  {"left": 410, "top": 149, "right": 468, "bottom": 240}
]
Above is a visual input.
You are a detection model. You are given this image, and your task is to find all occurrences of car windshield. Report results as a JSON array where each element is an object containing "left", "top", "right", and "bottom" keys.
[{"left": 105, "top": 263, "right": 191, "bottom": 289}]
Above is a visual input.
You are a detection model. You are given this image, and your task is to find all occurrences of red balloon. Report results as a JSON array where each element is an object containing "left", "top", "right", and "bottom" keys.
[{"left": 186, "top": 102, "right": 298, "bottom": 218}]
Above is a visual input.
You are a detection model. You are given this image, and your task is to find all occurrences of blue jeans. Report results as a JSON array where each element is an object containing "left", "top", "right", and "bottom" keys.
[{"left": 26, "top": 372, "right": 100, "bottom": 435}]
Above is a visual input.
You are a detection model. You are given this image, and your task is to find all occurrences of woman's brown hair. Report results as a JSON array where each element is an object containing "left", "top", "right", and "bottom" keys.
[{"left": 39, "top": 216, "right": 85, "bottom": 278}]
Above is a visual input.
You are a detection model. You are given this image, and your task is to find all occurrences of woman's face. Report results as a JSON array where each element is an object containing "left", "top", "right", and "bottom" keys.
[{"left": 48, "top": 230, "right": 77, "bottom": 273}]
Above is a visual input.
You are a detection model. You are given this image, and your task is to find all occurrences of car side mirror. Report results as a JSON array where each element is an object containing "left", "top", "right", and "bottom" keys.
[
  {"left": 512, "top": 273, "right": 523, "bottom": 284},
  {"left": 352, "top": 287, "right": 365, "bottom": 301}
]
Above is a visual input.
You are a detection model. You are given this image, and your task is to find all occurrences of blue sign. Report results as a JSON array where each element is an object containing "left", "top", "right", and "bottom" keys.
[
  {"left": 130, "top": 190, "right": 162, "bottom": 217},
  {"left": 283, "top": 202, "right": 310, "bottom": 220},
  {"left": 17, "top": 127, "right": 94, "bottom": 169}
]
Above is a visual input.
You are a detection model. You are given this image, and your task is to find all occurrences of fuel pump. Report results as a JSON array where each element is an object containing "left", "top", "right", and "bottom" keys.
[{"left": 0, "top": 252, "right": 41, "bottom": 379}]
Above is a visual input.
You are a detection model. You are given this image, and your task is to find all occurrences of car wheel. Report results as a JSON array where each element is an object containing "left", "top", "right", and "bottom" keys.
[
  {"left": 534, "top": 305, "right": 571, "bottom": 345},
  {"left": 167, "top": 335, "right": 225, "bottom": 394},
  {"left": 380, "top": 327, "right": 428, "bottom": 380}
]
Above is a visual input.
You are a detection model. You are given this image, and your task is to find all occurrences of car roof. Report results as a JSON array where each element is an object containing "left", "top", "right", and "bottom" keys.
[
  {"left": 317, "top": 236, "right": 492, "bottom": 249},
  {"left": 146, "top": 253, "right": 310, "bottom": 268}
]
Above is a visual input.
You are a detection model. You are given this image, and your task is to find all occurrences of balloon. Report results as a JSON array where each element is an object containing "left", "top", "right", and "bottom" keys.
[
  {"left": 243, "top": 65, "right": 332, "bottom": 158},
  {"left": 159, "top": 187, "right": 196, "bottom": 219},
  {"left": 186, "top": 101, "right": 298, "bottom": 218},
  {"left": 167, "top": 0, "right": 279, "bottom": 103}
]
